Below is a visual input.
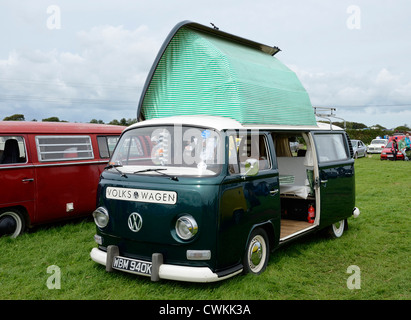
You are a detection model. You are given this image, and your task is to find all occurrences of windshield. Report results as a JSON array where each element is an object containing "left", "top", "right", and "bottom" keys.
[{"left": 110, "top": 125, "right": 222, "bottom": 177}]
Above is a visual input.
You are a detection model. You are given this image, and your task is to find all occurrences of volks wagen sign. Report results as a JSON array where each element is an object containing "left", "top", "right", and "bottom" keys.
[{"left": 106, "top": 187, "right": 177, "bottom": 205}]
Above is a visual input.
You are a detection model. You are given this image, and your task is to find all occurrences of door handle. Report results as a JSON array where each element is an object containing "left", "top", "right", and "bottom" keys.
[
  {"left": 22, "top": 178, "right": 34, "bottom": 182},
  {"left": 270, "top": 189, "right": 279, "bottom": 196}
]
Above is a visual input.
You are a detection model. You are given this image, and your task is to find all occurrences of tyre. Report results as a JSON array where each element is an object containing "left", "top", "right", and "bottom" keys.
[
  {"left": 0, "top": 209, "right": 26, "bottom": 238},
  {"left": 327, "top": 219, "right": 346, "bottom": 238},
  {"left": 242, "top": 228, "right": 269, "bottom": 275}
]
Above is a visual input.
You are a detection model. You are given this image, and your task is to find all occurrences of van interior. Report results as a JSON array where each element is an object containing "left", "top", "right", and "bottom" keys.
[
  {"left": 272, "top": 132, "right": 317, "bottom": 241},
  {"left": 229, "top": 130, "right": 317, "bottom": 241}
]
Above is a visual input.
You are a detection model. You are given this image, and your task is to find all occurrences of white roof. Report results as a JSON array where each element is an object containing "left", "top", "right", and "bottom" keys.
[{"left": 127, "top": 115, "right": 343, "bottom": 132}]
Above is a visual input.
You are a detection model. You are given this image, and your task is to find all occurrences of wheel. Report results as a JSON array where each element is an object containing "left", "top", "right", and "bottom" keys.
[
  {"left": 242, "top": 228, "right": 269, "bottom": 275},
  {"left": 0, "top": 209, "right": 26, "bottom": 238},
  {"left": 327, "top": 219, "right": 346, "bottom": 238}
]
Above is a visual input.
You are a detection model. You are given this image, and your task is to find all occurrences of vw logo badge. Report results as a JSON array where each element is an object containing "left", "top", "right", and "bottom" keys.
[{"left": 128, "top": 212, "right": 143, "bottom": 232}]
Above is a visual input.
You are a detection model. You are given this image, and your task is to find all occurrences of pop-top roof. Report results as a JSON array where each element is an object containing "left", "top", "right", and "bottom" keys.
[{"left": 137, "top": 21, "right": 316, "bottom": 126}]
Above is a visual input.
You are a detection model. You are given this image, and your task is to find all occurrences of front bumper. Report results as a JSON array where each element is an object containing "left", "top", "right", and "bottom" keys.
[
  {"left": 90, "top": 247, "right": 242, "bottom": 283},
  {"left": 367, "top": 149, "right": 382, "bottom": 154}
]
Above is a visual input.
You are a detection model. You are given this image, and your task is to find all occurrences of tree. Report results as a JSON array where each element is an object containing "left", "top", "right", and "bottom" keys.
[
  {"left": 42, "top": 117, "right": 67, "bottom": 122},
  {"left": 3, "top": 114, "right": 25, "bottom": 121},
  {"left": 90, "top": 119, "right": 105, "bottom": 124},
  {"left": 108, "top": 119, "right": 120, "bottom": 125},
  {"left": 108, "top": 118, "right": 137, "bottom": 126},
  {"left": 394, "top": 124, "right": 410, "bottom": 132}
]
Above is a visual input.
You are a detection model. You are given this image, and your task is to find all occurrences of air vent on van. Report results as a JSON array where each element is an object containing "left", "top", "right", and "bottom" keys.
[{"left": 345, "top": 132, "right": 354, "bottom": 158}]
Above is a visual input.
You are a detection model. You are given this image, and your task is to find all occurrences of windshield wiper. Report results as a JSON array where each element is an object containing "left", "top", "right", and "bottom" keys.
[
  {"left": 134, "top": 168, "right": 179, "bottom": 181},
  {"left": 105, "top": 164, "right": 128, "bottom": 178}
]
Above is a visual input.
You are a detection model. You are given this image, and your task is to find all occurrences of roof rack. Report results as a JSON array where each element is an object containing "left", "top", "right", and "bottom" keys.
[{"left": 313, "top": 107, "right": 346, "bottom": 130}]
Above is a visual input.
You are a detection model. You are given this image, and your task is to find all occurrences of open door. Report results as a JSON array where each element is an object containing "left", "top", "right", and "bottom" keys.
[{"left": 312, "top": 132, "right": 355, "bottom": 228}]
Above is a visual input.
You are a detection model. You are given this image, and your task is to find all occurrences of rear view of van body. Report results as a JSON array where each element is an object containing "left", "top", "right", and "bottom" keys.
[{"left": 0, "top": 121, "right": 124, "bottom": 237}]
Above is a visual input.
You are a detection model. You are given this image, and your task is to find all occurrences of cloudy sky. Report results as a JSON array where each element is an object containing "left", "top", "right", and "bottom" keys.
[{"left": 1, "top": 0, "right": 410, "bottom": 128}]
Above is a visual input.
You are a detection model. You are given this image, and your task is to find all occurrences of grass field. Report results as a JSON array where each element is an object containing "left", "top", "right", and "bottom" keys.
[{"left": 0, "top": 155, "right": 410, "bottom": 300}]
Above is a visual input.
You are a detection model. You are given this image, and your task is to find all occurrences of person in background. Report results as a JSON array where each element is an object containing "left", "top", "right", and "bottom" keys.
[
  {"left": 402, "top": 133, "right": 410, "bottom": 160},
  {"left": 405, "top": 133, "right": 411, "bottom": 148},
  {"left": 398, "top": 137, "right": 407, "bottom": 160},
  {"left": 391, "top": 137, "right": 399, "bottom": 161}
]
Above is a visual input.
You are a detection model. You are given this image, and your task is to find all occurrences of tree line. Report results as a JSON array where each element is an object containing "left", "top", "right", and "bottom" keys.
[{"left": 2, "top": 114, "right": 137, "bottom": 126}]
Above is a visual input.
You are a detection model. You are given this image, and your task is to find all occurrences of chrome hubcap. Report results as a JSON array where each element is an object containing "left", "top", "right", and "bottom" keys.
[
  {"left": 250, "top": 240, "right": 262, "bottom": 266},
  {"left": 248, "top": 235, "right": 266, "bottom": 272}
]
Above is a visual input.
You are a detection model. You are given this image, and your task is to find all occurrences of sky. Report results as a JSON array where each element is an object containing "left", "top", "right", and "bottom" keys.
[{"left": 1, "top": 0, "right": 410, "bottom": 129}]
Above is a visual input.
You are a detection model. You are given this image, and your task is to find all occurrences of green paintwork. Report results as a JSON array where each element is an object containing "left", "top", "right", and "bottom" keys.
[
  {"left": 97, "top": 172, "right": 223, "bottom": 269},
  {"left": 318, "top": 162, "right": 355, "bottom": 228}
]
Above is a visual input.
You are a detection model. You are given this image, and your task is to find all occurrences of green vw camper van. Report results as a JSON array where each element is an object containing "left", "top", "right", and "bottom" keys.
[{"left": 90, "top": 21, "right": 360, "bottom": 282}]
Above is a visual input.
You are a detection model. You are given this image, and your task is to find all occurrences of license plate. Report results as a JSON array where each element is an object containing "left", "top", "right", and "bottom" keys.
[
  {"left": 112, "top": 256, "right": 152, "bottom": 276},
  {"left": 387, "top": 155, "right": 393, "bottom": 158}
]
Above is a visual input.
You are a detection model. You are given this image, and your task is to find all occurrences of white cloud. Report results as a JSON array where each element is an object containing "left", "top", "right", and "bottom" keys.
[
  {"left": 0, "top": 24, "right": 161, "bottom": 122},
  {"left": 289, "top": 64, "right": 411, "bottom": 127}
]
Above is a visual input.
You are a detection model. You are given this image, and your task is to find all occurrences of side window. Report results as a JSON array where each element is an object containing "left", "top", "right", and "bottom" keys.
[
  {"left": 0, "top": 136, "right": 27, "bottom": 164},
  {"left": 97, "top": 136, "right": 120, "bottom": 158},
  {"left": 314, "top": 133, "right": 349, "bottom": 162},
  {"left": 36, "top": 136, "right": 94, "bottom": 162},
  {"left": 228, "top": 132, "right": 271, "bottom": 174}
]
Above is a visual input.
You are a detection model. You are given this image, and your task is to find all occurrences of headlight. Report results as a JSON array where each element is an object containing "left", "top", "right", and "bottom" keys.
[
  {"left": 175, "top": 215, "right": 198, "bottom": 240},
  {"left": 93, "top": 207, "right": 109, "bottom": 228}
]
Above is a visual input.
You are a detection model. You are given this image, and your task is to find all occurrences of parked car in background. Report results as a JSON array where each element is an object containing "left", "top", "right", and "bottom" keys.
[
  {"left": 351, "top": 139, "right": 367, "bottom": 158},
  {"left": 381, "top": 137, "right": 406, "bottom": 161},
  {"left": 0, "top": 121, "right": 124, "bottom": 238},
  {"left": 367, "top": 138, "right": 388, "bottom": 154}
]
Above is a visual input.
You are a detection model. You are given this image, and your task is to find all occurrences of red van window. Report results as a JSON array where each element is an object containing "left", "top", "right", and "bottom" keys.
[
  {"left": 0, "top": 136, "right": 27, "bottom": 164},
  {"left": 35, "top": 135, "right": 94, "bottom": 162},
  {"left": 97, "top": 136, "right": 120, "bottom": 158}
]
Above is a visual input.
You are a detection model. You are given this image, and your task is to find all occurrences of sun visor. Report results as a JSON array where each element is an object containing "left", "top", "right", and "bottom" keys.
[{"left": 137, "top": 21, "right": 316, "bottom": 126}]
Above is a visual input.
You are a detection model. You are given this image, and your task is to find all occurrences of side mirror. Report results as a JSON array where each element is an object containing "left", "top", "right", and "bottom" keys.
[{"left": 244, "top": 158, "right": 259, "bottom": 177}]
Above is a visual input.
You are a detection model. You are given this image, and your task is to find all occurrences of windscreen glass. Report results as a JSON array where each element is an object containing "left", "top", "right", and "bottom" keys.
[{"left": 110, "top": 125, "right": 222, "bottom": 177}]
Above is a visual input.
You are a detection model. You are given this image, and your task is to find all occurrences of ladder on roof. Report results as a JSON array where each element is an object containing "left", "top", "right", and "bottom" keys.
[{"left": 313, "top": 107, "right": 346, "bottom": 130}]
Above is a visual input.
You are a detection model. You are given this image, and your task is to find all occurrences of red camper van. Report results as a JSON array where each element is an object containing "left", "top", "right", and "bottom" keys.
[{"left": 0, "top": 121, "right": 124, "bottom": 237}]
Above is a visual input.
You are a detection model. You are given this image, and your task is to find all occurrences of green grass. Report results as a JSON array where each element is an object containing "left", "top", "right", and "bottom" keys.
[{"left": 0, "top": 155, "right": 410, "bottom": 300}]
